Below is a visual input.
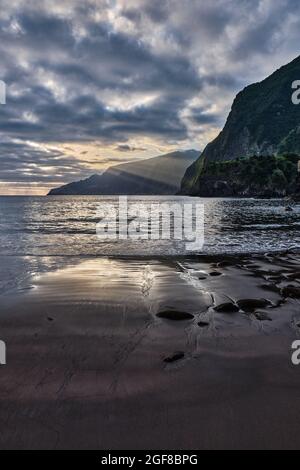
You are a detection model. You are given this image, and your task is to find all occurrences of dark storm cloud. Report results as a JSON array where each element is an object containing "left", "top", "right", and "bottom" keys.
[
  {"left": 116, "top": 145, "right": 147, "bottom": 152},
  {"left": 188, "top": 108, "right": 220, "bottom": 126},
  {"left": 0, "top": 0, "right": 299, "bottom": 189},
  {"left": 0, "top": 9, "right": 203, "bottom": 145},
  {"left": 0, "top": 139, "right": 91, "bottom": 184},
  {"left": 143, "top": 2, "right": 170, "bottom": 24}
]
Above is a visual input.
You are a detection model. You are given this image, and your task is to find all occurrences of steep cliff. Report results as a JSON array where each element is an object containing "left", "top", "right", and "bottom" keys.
[{"left": 182, "top": 56, "right": 300, "bottom": 195}]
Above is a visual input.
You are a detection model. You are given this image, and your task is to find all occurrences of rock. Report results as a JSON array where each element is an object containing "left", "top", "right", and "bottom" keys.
[
  {"left": 243, "top": 263, "right": 261, "bottom": 270},
  {"left": 164, "top": 352, "right": 185, "bottom": 364},
  {"left": 286, "top": 272, "right": 300, "bottom": 281},
  {"left": 281, "top": 286, "right": 300, "bottom": 298},
  {"left": 214, "top": 303, "right": 239, "bottom": 313},
  {"left": 209, "top": 271, "right": 222, "bottom": 277},
  {"left": 266, "top": 275, "right": 283, "bottom": 282},
  {"left": 217, "top": 261, "right": 233, "bottom": 268},
  {"left": 47, "top": 317, "right": 54, "bottom": 322},
  {"left": 260, "top": 284, "right": 280, "bottom": 293},
  {"left": 237, "top": 299, "right": 271, "bottom": 313},
  {"left": 157, "top": 310, "right": 194, "bottom": 321},
  {"left": 254, "top": 312, "right": 272, "bottom": 322},
  {"left": 198, "top": 321, "right": 210, "bottom": 328}
]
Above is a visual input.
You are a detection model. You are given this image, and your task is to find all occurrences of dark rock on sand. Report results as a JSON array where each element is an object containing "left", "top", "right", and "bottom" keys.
[
  {"left": 163, "top": 352, "right": 185, "bottom": 364},
  {"left": 214, "top": 303, "right": 239, "bottom": 313},
  {"left": 237, "top": 299, "right": 271, "bottom": 313},
  {"left": 286, "top": 272, "right": 300, "bottom": 281},
  {"left": 281, "top": 286, "right": 300, "bottom": 298},
  {"left": 157, "top": 310, "right": 194, "bottom": 321},
  {"left": 198, "top": 274, "right": 208, "bottom": 280},
  {"left": 198, "top": 320, "right": 210, "bottom": 328},
  {"left": 243, "top": 263, "right": 262, "bottom": 270},
  {"left": 254, "top": 312, "right": 272, "bottom": 322},
  {"left": 265, "top": 275, "right": 283, "bottom": 282},
  {"left": 210, "top": 271, "right": 222, "bottom": 277},
  {"left": 260, "top": 284, "right": 281, "bottom": 293},
  {"left": 216, "top": 261, "right": 233, "bottom": 268}
]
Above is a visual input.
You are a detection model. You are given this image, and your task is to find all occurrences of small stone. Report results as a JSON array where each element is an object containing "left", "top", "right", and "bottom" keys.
[
  {"left": 164, "top": 352, "right": 185, "bottom": 364},
  {"left": 286, "top": 272, "right": 300, "bottom": 280},
  {"left": 157, "top": 310, "right": 194, "bottom": 321},
  {"left": 217, "top": 261, "right": 232, "bottom": 268},
  {"left": 254, "top": 312, "right": 272, "bottom": 322},
  {"left": 198, "top": 321, "right": 210, "bottom": 328},
  {"left": 281, "top": 286, "right": 300, "bottom": 298},
  {"left": 214, "top": 303, "right": 239, "bottom": 313},
  {"left": 237, "top": 299, "right": 271, "bottom": 313},
  {"left": 260, "top": 284, "right": 280, "bottom": 293}
]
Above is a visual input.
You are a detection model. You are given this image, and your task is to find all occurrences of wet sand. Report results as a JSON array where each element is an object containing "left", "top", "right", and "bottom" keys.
[{"left": 0, "top": 253, "right": 300, "bottom": 449}]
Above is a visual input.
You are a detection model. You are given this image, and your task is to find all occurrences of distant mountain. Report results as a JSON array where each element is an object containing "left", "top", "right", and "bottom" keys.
[
  {"left": 48, "top": 150, "right": 199, "bottom": 196},
  {"left": 182, "top": 56, "right": 300, "bottom": 195}
]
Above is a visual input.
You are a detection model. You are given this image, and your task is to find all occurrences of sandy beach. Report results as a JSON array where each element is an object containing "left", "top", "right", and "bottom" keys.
[{"left": 0, "top": 253, "right": 300, "bottom": 449}]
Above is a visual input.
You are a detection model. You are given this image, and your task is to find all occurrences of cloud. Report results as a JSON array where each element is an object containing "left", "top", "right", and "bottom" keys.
[
  {"left": 0, "top": 138, "right": 91, "bottom": 184},
  {"left": 0, "top": 0, "right": 299, "bottom": 192},
  {"left": 115, "top": 144, "right": 147, "bottom": 152}
]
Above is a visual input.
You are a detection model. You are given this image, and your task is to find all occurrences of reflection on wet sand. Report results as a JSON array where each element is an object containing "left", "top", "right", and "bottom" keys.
[{"left": 0, "top": 254, "right": 300, "bottom": 449}]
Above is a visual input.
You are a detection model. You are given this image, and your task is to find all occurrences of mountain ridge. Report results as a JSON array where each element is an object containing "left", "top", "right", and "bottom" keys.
[{"left": 49, "top": 150, "right": 199, "bottom": 196}]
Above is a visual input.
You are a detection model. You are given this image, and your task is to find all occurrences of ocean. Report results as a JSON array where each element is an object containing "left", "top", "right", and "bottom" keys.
[{"left": 0, "top": 195, "right": 299, "bottom": 293}]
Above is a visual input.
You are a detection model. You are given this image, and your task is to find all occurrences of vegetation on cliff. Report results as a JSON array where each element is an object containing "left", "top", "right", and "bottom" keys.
[{"left": 186, "top": 154, "right": 299, "bottom": 198}]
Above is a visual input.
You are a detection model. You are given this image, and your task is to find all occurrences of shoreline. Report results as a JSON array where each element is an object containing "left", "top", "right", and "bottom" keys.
[{"left": 1, "top": 249, "right": 300, "bottom": 297}]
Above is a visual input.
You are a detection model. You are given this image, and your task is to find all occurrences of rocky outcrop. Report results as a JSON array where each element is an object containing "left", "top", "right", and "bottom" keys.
[{"left": 188, "top": 154, "right": 299, "bottom": 198}]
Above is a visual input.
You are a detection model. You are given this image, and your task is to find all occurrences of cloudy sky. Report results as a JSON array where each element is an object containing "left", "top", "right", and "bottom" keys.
[{"left": 0, "top": 0, "right": 299, "bottom": 194}]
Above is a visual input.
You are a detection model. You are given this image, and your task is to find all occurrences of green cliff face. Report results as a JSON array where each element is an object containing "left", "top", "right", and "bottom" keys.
[
  {"left": 187, "top": 154, "right": 299, "bottom": 198},
  {"left": 182, "top": 56, "right": 300, "bottom": 195}
]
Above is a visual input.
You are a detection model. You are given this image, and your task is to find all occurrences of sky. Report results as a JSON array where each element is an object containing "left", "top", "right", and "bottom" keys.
[{"left": 0, "top": 0, "right": 300, "bottom": 195}]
